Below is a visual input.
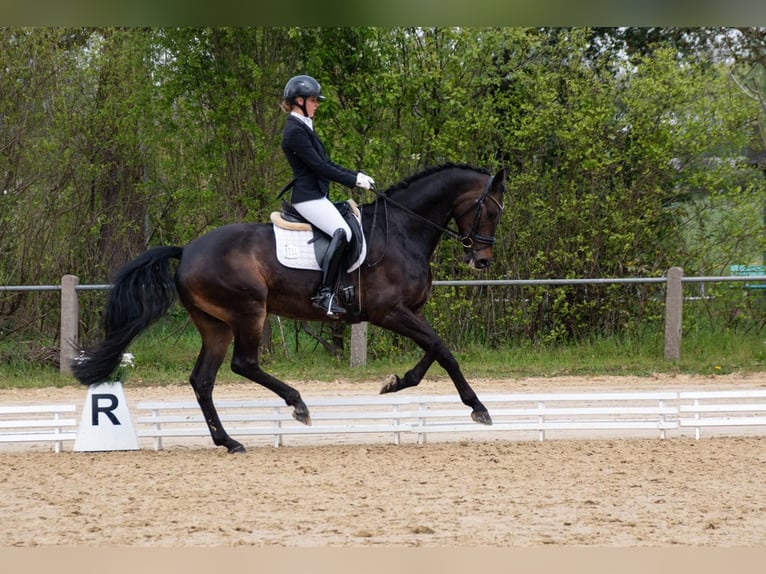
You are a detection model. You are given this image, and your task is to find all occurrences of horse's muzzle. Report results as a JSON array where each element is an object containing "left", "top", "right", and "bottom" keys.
[{"left": 465, "top": 250, "right": 492, "bottom": 270}]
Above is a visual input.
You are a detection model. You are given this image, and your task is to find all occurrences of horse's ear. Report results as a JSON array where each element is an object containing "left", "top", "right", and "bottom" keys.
[{"left": 492, "top": 168, "right": 508, "bottom": 192}]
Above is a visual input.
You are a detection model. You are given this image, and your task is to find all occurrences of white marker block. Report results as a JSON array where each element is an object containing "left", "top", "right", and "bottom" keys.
[{"left": 73, "top": 381, "right": 139, "bottom": 452}]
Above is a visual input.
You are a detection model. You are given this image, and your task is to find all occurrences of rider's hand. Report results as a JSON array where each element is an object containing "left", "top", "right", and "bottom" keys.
[{"left": 355, "top": 172, "right": 375, "bottom": 190}]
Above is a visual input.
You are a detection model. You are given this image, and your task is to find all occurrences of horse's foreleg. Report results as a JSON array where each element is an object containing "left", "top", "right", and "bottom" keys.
[
  {"left": 376, "top": 309, "right": 492, "bottom": 425},
  {"left": 380, "top": 347, "right": 437, "bottom": 393},
  {"left": 433, "top": 345, "right": 492, "bottom": 425}
]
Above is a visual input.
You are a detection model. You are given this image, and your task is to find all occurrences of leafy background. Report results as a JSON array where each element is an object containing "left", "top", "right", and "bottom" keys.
[{"left": 2, "top": 27, "right": 766, "bottom": 355}]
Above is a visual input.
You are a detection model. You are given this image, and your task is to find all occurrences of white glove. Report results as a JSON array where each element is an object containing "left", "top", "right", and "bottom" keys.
[{"left": 355, "top": 172, "right": 375, "bottom": 190}]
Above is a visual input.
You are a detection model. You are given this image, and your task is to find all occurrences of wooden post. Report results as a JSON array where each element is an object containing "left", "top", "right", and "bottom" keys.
[
  {"left": 350, "top": 322, "right": 368, "bottom": 367},
  {"left": 664, "top": 267, "right": 683, "bottom": 361},
  {"left": 60, "top": 274, "right": 79, "bottom": 374}
]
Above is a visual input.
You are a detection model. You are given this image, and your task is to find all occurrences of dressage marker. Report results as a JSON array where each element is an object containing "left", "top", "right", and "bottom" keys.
[{"left": 73, "top": 381, "right": 139, "bottom": 452}]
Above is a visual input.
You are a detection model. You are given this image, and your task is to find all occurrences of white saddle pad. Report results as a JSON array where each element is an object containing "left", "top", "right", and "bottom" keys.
[{"left": 272, "top": 218, "right": 366, "bottom": 273}]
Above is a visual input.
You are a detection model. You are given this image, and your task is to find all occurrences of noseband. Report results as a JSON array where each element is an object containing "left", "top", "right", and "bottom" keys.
[{"left": 452, "top": 175, "right": 504, "bottom": 249}]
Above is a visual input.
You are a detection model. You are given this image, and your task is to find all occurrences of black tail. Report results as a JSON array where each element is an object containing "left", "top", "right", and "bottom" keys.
[{"left": 71, "top": 245, "right": 183, "bottom": 386}]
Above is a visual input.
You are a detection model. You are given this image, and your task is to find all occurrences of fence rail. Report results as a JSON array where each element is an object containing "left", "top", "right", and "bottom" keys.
[
  {"left": 3, "top": 267, "right": 766, "bottom": 372},
  {"left": 0, "top": 404, "right": 78, "bottom": 453},
  {"left": 4, "top": 390, "right": 766, "bottom": 451}
]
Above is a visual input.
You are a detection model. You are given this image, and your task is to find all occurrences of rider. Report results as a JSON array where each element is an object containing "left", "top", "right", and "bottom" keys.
[{"left": 280, "top": 74, "right": 375, "bottom": 317}]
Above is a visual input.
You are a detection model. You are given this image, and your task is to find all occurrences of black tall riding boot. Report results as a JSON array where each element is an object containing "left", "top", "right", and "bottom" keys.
[{"left": 312, "top": 229, "right": 348, "bottom": 317}]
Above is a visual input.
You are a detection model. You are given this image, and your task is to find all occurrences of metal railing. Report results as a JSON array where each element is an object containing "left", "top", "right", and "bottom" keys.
[{"left": 3, "top": 267, "right": 766, "bottom": 372}]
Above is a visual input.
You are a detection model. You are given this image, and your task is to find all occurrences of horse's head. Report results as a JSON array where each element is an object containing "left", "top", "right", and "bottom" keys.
[{"left": 453, "top": 167, "right": 507, "bottom": 270}]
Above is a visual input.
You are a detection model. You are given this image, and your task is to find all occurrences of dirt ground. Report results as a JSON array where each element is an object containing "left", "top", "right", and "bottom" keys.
[{"left": 2, "top": 373, "right": 766, "bottom": 547}]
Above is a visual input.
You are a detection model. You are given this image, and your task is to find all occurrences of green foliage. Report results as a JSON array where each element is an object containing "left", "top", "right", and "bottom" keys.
[{"left": 2, "top": 27, "right": 765, "bottom": 353}]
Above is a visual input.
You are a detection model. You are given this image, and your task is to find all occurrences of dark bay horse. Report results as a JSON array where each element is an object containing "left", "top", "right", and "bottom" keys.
[{"left": 72, "top": 163, "right": 507, "bottom": 453}]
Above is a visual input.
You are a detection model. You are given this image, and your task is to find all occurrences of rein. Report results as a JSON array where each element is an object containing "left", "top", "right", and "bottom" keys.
[{"left": 369, "top": 174, "right": 502, "bottom": 250}]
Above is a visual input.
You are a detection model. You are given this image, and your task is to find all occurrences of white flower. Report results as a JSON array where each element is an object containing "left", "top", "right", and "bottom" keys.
[{"left": 120, "top": 353, "right": 135, "bottom": 368}]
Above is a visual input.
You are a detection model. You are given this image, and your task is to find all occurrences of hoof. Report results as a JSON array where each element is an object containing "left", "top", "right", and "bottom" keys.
[
  {"left": 471, "top": 410, "right": 493, "bottom": 426},
  {"left": 380, "top": 375, "right": 399, "bottom": 394},
  {"left": 292, "top": 405, "right": 312, "bottom": 426},
  {"left": 227, "top": 443, "right": 247, "bottom": 454}
]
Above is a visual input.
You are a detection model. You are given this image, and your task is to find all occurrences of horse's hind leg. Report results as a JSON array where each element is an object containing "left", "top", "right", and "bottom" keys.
[
  {"left": 230, "top": 313, "right": 311, "bottom": 425},
  {"left": 187, "top": 312, "right": 245, "bottom": 453}
]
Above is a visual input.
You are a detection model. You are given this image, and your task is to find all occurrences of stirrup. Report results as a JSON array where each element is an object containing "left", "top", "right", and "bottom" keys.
[{"left": 311, "top": 289, "right": 347, "bottom": 317}]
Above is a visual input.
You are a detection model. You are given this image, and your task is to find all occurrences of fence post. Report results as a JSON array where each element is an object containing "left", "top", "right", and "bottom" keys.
[
  {"left": 350, "top": 322, "right": 368, "bottom": 367},
  {"left": 60, "top": 274, "right": 79, "bottom": 374},
  {"left": 664, "top": 266, "right": 683, "bottom": 361}
]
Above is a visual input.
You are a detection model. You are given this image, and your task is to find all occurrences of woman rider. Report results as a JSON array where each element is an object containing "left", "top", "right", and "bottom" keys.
[{"left": 280, "top": 74, "right": 375, "bottom": 317}]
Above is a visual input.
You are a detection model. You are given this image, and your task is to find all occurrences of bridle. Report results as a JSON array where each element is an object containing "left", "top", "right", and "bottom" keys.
[
  {"left": 451, "top": 175, "right": 505, "bottom": 249},
  {"left": 368, "top": 174, "right": 504, "bottom": 258}
]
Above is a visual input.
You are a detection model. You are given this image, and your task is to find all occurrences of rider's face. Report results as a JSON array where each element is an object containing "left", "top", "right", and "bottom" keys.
[{"left": 297, "top": 96, "right": 320, "bottom": 118}]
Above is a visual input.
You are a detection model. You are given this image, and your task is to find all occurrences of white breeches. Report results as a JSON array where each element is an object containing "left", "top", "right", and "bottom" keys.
[{"left": 292, "top": 197, "right": 352, "bottom": 241}]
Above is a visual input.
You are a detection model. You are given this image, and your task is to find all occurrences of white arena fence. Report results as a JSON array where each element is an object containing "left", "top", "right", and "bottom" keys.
[
  {"left": 0, "top": 404, "right": 78, "bottom": 453},
  {"left": 4, "top": 390, "right": 766, "bottom": 451}
]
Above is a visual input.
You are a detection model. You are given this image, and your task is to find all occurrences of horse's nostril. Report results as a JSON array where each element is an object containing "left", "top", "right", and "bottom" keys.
[{"left": 475, "top": 258, "right": 491, "bottom": 269}]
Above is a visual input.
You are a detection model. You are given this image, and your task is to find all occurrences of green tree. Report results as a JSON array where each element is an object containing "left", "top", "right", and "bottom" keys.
[
  {"left": 2, "top": 27, "right": 765, "bottom": 353},
  {"left": 151, "top": 27, "right": 294, "bottom": 240}
]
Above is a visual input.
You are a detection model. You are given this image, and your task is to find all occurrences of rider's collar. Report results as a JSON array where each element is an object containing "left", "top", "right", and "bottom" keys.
[{"left": 290, "top": 111, "right": 313, "bottom": 131}]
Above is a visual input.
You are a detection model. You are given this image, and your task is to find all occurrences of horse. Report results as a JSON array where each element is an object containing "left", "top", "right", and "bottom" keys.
[{"left": 72, "top": 162, "right": 508, "bottom": 453}]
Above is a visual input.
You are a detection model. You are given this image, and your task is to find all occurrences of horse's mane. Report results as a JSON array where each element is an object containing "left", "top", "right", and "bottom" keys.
[{"left": 381, "top": 162, "right": 490, "bottom": 196}]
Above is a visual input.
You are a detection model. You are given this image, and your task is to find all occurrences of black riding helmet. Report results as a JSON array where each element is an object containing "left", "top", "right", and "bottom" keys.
[{"left": 283, "top": 75, "right": 326, "bottom": 117}]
